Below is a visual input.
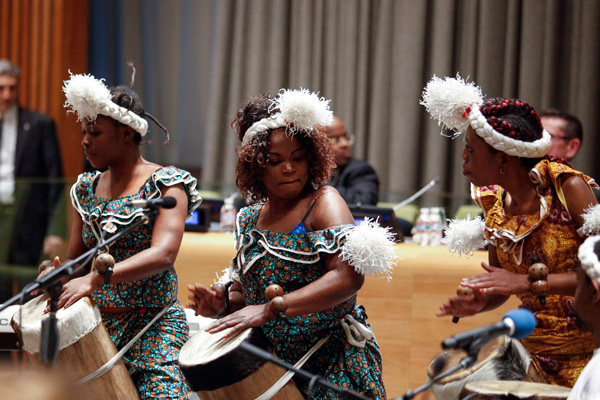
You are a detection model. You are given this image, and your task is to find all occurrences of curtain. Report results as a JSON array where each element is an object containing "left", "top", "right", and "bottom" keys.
[{"left": 100, "top": 0, "right": 600, "bottom": 213}]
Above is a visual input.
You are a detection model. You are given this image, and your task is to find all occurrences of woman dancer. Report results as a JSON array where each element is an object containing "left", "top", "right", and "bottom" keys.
[
  {"left": 188, "top": 89, "right": 394, "bottom": 399},
  {"left": 422, "top": 75, "right": 599, "bottom": 387},
  {"left": 38, "top": 72, "right": 200, "bottom": 399}
]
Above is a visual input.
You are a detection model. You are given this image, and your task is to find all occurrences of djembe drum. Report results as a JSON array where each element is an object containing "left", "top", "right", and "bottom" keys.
[
  {"left": 11, "top": 295, "right": 139, "bottom": 400},
  {"left": 179, "top": 324, "right": 302, "bottom": 400},
  {"left": 427, "top": 336, "right": 543, "bottom": 400},
  {"left": 464, "top": 380, "right": 571, "bottom": 400}
]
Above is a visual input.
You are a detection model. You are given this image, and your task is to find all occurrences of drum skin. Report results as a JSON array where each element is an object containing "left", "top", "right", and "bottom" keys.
[
  {"left": 465, "top": 380, "right": 571, "bottom": 399},
  {"left": 179, "top": 326, "right": 302, "bottom": 400},
  {"left": 11, "top": 295, "right": 139, "bottom": 400},
  {"left": 427, "top": 336, "right": 543, "bottom": 400}
]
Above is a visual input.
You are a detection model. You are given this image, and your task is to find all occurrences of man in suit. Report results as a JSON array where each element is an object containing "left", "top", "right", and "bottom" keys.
[
  {"left": 540, "top": 109, "right": 600, "bottom": 202},
  {"left": 0, "top": 59, "right": 63, "bottom": 301},
  {"left": 324, "top": 115, "right": 379, "bottom": 205}
]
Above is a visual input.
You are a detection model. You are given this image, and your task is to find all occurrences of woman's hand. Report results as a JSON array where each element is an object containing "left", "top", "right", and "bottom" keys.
[
  {"left": 51, "top": 272, "right": 103, "bottom": 311},
  {"left": 33, "top": 256, "right": 64, "bottom": 296},
  {"left": 187, "top": 283, "right": 228, "bottom": 318},
  {"left": 436, "top": 288, "right": 487, "bottom": 318},
  {"left": 460, "top": 262, "right": 529, "bottom": 296},
  {"left": 205, "top": 303, "right": 275, "bottom": 338}
]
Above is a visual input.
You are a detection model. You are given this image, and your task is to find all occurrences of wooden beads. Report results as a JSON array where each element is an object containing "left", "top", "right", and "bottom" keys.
[
  {"left": 95, "top": 253, "right": 115, "bottom": 274},
  {"left": 528, "top": 260, "right": 549, "bottom": 306},
  {"left": 265, "top": 283, "right": 287, "bottom": 319}
]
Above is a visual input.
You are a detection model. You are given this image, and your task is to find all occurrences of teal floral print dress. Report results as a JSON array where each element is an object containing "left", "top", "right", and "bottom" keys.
[
  {"left": 229, "top": 203, "right": 387, "bottom": 399},
  {"left": 70, "top": 166, "right": 201, "bottom": 400}
]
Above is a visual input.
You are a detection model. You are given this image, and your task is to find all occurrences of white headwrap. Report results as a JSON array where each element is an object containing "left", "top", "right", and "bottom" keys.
[
  {"left": 578, "top": 235, "right": 600, "bottom": 285},
  {"left": 420, "top": 74, "right": 551, "bottom": 158},
  {"left": 241, "top": 88, "right": 333, "bottom": 146},
  {"left": 63, "top": 73, "right": 148, "bottom": 136}
]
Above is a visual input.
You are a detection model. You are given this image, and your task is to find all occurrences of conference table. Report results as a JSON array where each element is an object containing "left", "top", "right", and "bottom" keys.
[{"left": 175, "top": 232, "right": 520, "bottom": 399}]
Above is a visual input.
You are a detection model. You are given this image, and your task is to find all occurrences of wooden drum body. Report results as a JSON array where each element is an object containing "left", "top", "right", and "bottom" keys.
[
  {"left": 179, "top": 325, "right": 302, "bottom": 400},
  {"left": 11, "top": 295, "right": 139, "bottom": 400},
  {"left": 427, "top": 336, "right": 543, "bottom": 400},
  {"left": 465, "top": 381, "right": 571, "bottom": 400}
]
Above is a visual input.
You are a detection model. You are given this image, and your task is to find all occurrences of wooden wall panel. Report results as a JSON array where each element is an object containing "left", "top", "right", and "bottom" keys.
[{"left": 0, "top": 0, "right": 89, "bottom": 178}]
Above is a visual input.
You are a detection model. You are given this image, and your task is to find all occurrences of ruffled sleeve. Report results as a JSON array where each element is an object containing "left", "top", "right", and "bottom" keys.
[
  {"left": 141, "top": 166, "right": 202, "bottom": 218},
  {"left": 231, "top": 205, "right": 395, "bottom": 279},
  {"left": 471, "top": 159, "right": 596, "bottom": 265}
]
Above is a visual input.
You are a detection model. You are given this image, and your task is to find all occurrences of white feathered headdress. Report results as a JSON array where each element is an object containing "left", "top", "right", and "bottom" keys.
[
  {"left": 420, "top": 74, "right": 551, "bottom": 158},
  {"left": 241, "top": 88, "right": 333, "bottom": 146},
  {"left": 63, "top": 73, "right": 148, "bottom": 136}
]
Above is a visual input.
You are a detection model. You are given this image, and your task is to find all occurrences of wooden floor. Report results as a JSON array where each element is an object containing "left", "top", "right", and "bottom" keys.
[{"left": 175, "top": 232, "right": 520, "bottom": 400}]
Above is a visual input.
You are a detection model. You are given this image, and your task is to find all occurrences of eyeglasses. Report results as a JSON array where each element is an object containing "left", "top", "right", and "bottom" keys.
[
  {"left": 329, "top": 133, "right": 355, "bottom": 145},
  {"left": 548, "top": 132, "right": 572, "bottom": 142}
]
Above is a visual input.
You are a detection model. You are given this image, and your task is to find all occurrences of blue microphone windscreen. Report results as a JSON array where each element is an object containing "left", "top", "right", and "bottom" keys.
[{"left": 503, "top": 309, "right": 536, "bottom": 339}]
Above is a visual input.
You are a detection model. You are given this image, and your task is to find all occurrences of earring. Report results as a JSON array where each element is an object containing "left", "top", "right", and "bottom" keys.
[
  {"left": 311, "top": 180, "right": 319, "bottom": 190},
  {"left": 499, "top": 167, "right": 505, "bottom": 175}
]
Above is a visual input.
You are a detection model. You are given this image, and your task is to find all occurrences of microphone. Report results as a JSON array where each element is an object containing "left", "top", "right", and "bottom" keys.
[
  {"left": 393, "top": 177, "right": 439, "bottom": 210},
  {"left": 124, "top": 197, "right": 177, "bottom": 209},
  {"left": 442, "top": 309, "right": 536, "bottom": 351}
]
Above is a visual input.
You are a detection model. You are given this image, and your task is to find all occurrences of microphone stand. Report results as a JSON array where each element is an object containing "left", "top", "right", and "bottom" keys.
[
  {"left": 1, "top": 207, "right": 160, "bottom": 366},
  {"left": 394, "top": 339, "right": 483, "bottom": 400},
  {"left": 239, "top": 341, "right": 371, "bottom": 400},
  {"left": 393, "top": 178, "right": 438, "bottom": 211}
]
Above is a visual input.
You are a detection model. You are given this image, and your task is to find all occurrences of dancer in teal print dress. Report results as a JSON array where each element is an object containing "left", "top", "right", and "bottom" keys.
[
  {"left": 188, "top": 89, "right": 395, "bottom": 399},
  {"left": 37, "top": 73, "right": 200, "bottom": 399}
]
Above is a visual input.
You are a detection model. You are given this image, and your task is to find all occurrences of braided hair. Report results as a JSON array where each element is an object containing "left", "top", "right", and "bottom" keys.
[
  {"left": 109, "top": 85, "right": 170, "bottom": 145},
  {"left": 232, "top": 93, "right": 336, "bottom": 201},
  {"left": 479, "top": 98, "right": 545, "bottom": 169}
]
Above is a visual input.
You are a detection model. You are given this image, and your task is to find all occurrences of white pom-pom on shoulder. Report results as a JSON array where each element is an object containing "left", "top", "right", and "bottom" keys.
[
  {"left": 443, "top": 216, "right": 488, "bottom": 257},
  {"left": 273, "top": 88, "right": 333, "bottom": 134},
  {"left": 578, "top": 204, "right": 600, "bottom": 237},
  {"left": 420, "top": 74, "right": 484, "bottom": 135},
  {"left": 339, "top": 218, "right": 397, "bottom": 280},
  {"left": 63, "top": 73, "right": 112, "bottom": 122}
]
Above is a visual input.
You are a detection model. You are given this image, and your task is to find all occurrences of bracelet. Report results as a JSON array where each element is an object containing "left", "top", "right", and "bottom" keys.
[
  {"left": 265, "top": 283, "right": 288, "bottom": 320},
  {"left": 528, "top": 259, "right": 549, "bottom": 305}
]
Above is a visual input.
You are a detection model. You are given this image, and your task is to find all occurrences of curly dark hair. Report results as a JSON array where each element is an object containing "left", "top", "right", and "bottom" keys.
[
  {"left": 232, "top": 93, "right": 336, "bottom": 200},
  {"left": 479, "top": 98, "right": 545, "bottom": 170}
]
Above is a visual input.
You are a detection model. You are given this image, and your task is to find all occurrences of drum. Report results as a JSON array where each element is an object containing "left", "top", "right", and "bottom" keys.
[
  {"left": 11, "top": 295, "right": 139, "bottom": 400},
  {"left": 179, "top": 324, "right": 303, "bottom": 400},
  {"left": 464, "top": 381, "right": 571, "bottom": 399},
  {"left": 427, "top": 336, "right": 543, "bottom": 400}
]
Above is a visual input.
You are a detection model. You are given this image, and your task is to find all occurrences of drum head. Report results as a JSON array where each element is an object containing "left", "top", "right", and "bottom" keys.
[
  {"left": 465, "top": 381, "right": 571, "bottom": 399},
  {"left": 179, "top": 326, "right": 273, "bottom": 391},
  {"left": 428, "top": 336, "right": 512, "bottom": 384}
]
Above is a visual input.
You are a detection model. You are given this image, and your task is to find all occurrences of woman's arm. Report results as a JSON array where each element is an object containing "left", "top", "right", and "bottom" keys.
[
  {"left": 57, "top": 184, "right": 189, "bottom": 308},
  {"left": 207, "top": 187, "right": 365, "bottom": 335},
  {"left": 437, "top": 244, "right": 509, "bottom": 318}
]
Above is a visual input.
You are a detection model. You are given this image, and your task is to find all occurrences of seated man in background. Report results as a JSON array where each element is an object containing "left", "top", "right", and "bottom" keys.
[
  {"left": 540, "top": 109, "right": 599, "bottom": 201},
  {"left": 569, "top": 236, "right": 600, "bottom": 399},
  {"left": 324, "top": 115, "right": 379, "bottom": 205}
]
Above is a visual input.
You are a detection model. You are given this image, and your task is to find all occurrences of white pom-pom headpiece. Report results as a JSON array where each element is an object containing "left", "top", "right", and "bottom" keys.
[
  {"left": 339, "top": 218, "right": 397, "bottom": 280},
  {"left": 578, "top": 235, "right": 600, "bottom": 285},
  {"left": 443, "top": 216, "right": 488, "bottom": 257},
  {"left": 420, "top": 74, "right": 551, "bottom": 158},
  {"left": 241, "top": 88, "right": 333, "bottom": 146},
  {"left": 63, "top": 73, "right": 148, "bottom": 136}
]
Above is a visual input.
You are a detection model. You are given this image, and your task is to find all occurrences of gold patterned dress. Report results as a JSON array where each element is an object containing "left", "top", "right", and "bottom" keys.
[{"left": 472, "top": 160, "right": 596, "bottom": 387}]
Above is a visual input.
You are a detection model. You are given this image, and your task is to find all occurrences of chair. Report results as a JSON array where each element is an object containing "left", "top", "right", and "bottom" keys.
[{"left": 453, "top": 205, "right": 483, "bottom": 220}]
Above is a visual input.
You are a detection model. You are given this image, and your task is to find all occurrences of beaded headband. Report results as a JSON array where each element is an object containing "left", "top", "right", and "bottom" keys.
[
  {"left": 241, "top": 88, "right": 333, "bottom": 146},
  {"left": 420, "top": 74, "right": 551, "bottom": 158},
  {"left": 578, "top": 235, "right": 600, "bottom": 285},
  {"left": 63, "top": 73, "right": 148, "bottom": 136}
]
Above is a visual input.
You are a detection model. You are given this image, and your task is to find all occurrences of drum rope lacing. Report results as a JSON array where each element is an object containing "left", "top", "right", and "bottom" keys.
[{"left": 74, "top": 299, "right": 175, "bottom": 385}]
